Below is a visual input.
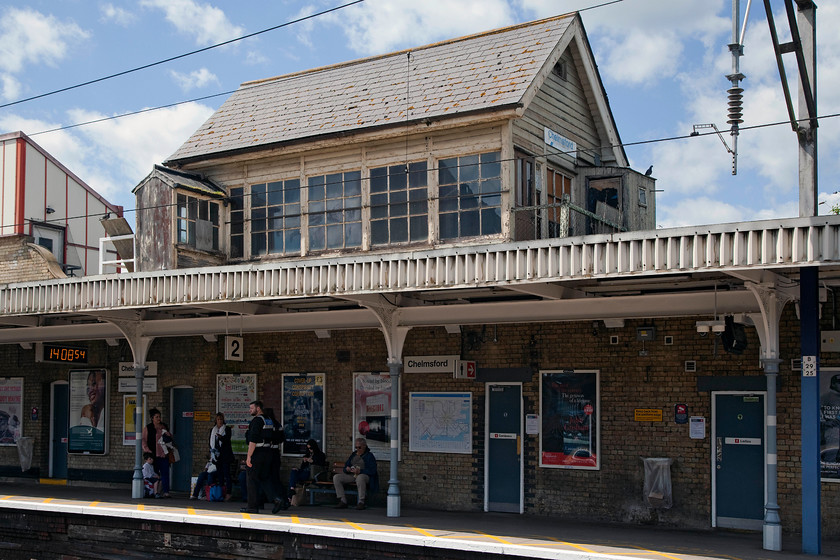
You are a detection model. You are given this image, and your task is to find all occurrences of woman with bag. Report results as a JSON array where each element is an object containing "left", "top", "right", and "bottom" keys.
[
  {"left": 141, "top": 408, "right": 171, "bottom": 498},
  {"left": 287, "top": 439, "right": 326, "bottom": 506},
  {"left": 210, "top": 412, "right": 235, "bottom": 501}
]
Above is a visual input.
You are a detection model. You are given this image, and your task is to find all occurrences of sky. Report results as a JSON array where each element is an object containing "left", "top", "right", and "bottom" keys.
[{"left": 1, "top": 0, "right": 838, "bottom": 230}]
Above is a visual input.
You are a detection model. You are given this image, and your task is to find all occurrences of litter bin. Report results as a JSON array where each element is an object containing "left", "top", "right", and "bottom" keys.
[
  {"left": 642, "top": 457, "right": 673, "bottom": 509},
  {"left": 16, "top": 436, "right": 33, "bottom": 472}
]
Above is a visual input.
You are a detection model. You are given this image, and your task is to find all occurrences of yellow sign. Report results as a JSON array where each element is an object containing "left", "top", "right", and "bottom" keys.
[
  {"left": 194, "top": 411, "right": 212, "bottom": 422},
  {"left": 634, "top": 408, "right": 663, "bottom": 421}
]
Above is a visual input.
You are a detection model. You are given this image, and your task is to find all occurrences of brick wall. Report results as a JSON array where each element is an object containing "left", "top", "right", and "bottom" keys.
[{"left": 0, "top": 306, "right": 837, "bottom": 534}]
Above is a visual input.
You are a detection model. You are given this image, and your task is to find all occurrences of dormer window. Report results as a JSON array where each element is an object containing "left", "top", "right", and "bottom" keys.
[{"left": 176, "top": 193, "right": 220, "bottom": 251}]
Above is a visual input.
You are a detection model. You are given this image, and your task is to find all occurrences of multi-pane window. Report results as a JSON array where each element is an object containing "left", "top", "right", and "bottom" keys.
[
  {"left": 370, "top": 162, "right": 428, "bottom": 246},
  {"left": 546, "top": 167, "right": 572, "bottom": 237},
  {"left": 176, "top": 193, "right": 220, "bottom": 251},
  {"left": 438, "top": 152, "right": 502, "bottom": 240},
  {"left": 250, "top": 180, "right": 301, "bottom": 256},
  {"left": 229, "top": 187, "right": 244, "bottom": 258},
  {"left": 308, "top": 171, "right": 362, "bottom": 250}
]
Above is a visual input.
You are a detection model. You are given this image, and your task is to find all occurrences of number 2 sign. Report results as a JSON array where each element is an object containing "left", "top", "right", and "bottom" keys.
[{"left": 225, "top": 336, "right": 243, "bottom": 361}]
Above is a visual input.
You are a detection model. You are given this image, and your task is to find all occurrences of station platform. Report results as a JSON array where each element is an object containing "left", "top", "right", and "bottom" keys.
[{"left": 0, "top": 482, "right": 837, "bottom": 560}]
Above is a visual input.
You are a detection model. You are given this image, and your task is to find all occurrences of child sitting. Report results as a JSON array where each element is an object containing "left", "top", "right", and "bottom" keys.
[
  {"left": 190, "top": 448, "right": 220, "bottom": 500},
  {"left": 142, "top": 452, "right": 161, "bottom": 498}
]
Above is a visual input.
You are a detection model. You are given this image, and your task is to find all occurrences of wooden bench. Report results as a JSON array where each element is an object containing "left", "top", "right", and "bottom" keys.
[{"left": 304, "top": 462, "right": 359, "bottom": 506}]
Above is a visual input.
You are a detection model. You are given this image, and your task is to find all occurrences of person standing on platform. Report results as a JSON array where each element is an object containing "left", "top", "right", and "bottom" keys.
[
  {"left": 210, "top": 412, "right": 235, "bottom": 501},
  {"left": 240, "top": 400, "right": 287, "bottom": 514},
  {"left": 141, "top": 408, "right": 171, "bottom": 498}
]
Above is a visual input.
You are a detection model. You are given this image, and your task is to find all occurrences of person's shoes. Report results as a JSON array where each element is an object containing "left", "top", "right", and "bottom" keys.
[
  {"left": 271, "top": 499, "right": 288, "bottom": 514},
  {"left": 240, "top": 507, "right": 259, "bottom": 514},
  {"left": 334, "top": 500, "right": 348, "bottom": 509},
  {"left": 356, "top": 501, "right": 366, "bottom": 510},
  {"left": 189, "top": 495, "right": 197, "bottom": 500},
  {"left": 224, "top": 494, "right": 233, "bottom": 502},
  {"left": 154, "top": 494, "right": 162, "bottom": 499}
]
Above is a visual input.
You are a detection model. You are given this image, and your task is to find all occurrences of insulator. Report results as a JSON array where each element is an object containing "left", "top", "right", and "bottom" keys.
[{"left": 727, "top": 86, "right": 743, "bottom": 126}]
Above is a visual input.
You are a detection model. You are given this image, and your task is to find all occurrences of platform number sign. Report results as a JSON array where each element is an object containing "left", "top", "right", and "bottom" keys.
[
  {"left": 225, "top": 336, "right": 243, "bottom": 361},
  {"left": 801, "top": 355, "right": 816, "bottom": 377}
]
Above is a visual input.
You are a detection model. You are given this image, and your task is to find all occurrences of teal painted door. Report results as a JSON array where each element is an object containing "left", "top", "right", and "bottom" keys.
[
  {"left": 51, "top": 382, "right": 68, "bottom": 478},
  {"left": 171, "top": 387, "right": 194, "bottom": 492},
  {"left": 713, "top": 393, "right": 765, "bottom": 529},
  {"left": 486, "top": 384, "right": 522, "bottom": 513}
]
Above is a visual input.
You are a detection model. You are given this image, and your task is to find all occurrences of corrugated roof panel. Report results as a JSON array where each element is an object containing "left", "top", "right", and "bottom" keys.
[{"left": 167, "top": 15, "right": 573, "bottom": 163}]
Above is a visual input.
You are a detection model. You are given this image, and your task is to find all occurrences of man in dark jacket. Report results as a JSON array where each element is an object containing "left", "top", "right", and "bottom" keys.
[
  {"left": 240, "top": 400, "right": 287, "bottom": 514},
  {"left": 333, "top": 437, "right": 378, "bottom": 510}
]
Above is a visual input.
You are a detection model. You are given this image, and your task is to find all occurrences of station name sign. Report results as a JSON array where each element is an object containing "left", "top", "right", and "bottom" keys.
[{"left": 404, "top": 355, "right": 459, "bottom": 374}]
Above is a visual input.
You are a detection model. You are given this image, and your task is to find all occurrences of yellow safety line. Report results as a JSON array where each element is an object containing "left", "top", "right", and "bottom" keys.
[
  {"left": 43, "top": 498, "right": 53, "bottom": 504},
  {"left": 405, "top": 525, "right": 437, "bottom": 537},
  {"left": 342, "top": 519, "right": 365, "bottom": 530},
  {"left": 188, "top": 507, "right": 196, "bottom": 515},
  {"left": 290, "top": 515, "right": 301, "bottom": 524},
  {"left": 546, "top": 537, "right": 597, "bottom": 553},
  {"left": 475, "top": 531, "right": 511, "bottom": 544},
  {"left": 138, "top": 504, "right": 144, "bottom": 511},
  {"left": 1, "top": 496, "right": 12, "bottom": 500},
  {"left": 628, "top": 546, "right": 686, "bottom": 560},
  {"left": 90, "top": 501, "right": 100, "bottom": 507},
  {"left": 241, "top": 513, "right": 252, "bottom": 519}
]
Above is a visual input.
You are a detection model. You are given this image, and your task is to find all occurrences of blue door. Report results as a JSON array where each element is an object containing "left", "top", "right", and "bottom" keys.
[
  {"left": 713, "top": 392, "right": 765, "bottom": 529},
  {"left": 170, "top": 387, "right": 194, "bottom": 493},
  {"left": 51, "top": 382, "right": 68, "bottom": 479},
  {"left": 486, "top": 383, "right": 522, "bottom": 513}
]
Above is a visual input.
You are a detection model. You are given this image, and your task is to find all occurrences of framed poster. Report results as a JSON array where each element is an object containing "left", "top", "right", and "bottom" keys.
[
  {"left": 217, "top": 374, "right": 257, "bottom": 454},
  {"left": 409, "top": 392, "right": 472, "bottom": 453},
  {"left": 539, "top": 369, "right": 599, "bottom": 469},
  {"left": 281, "top": 373, "right": 325, "bottom": 456},
  {"left": 68, "top": 369, "right": 109, "bottom": 454},
  {"left": 0, "top": 377, "right": 23, "bottom": 445},
  {"left": 353, "top": 372, "right": 399, "bottom": 461},
  {"left": 123, "top": 395, "right": 147, "bottom": 446},
  {"left": 820, "top": 367, "right": 840, "bottom": 481}
]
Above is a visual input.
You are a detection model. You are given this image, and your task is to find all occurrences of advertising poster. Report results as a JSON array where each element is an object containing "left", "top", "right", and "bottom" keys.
[
  {"left": 353, "top": 372, "right": 398, "bottom": 461},
  {"left": 281, "top": 373, "right": 325, "bottom": 455},
  {"left": 217, "top": 374, "right": 257, "bottom": 453},
  {"left": 539, "top": 370, "right": 599, "bottom": 469},
  {"left": 0, "top": 377, "right": 23, "bottom": 445},
  {"left": 68, "top": 369, "right": 108, "bottom": 454},
  {"left": 123, "top": 395, "right": 147, "bottom": 446},
  {"left": 820, "top": 367, "right": 840, "bottom": 481},
  {"left": 409, "top": 392, "right": 472, "bottom": 453}
]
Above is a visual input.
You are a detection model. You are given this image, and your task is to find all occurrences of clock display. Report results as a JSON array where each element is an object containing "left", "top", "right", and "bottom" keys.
[{"left": 43, "top": 344, "right": 88, "bottom": 364}]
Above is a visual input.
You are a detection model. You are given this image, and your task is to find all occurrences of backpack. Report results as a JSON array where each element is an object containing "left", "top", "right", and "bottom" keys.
[{"left": 206, "top": 484, "right": 225, "bottom": 502}]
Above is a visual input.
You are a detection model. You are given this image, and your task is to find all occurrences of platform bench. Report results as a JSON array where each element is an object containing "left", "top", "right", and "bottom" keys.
[{"left": 304, "top": 462, "right": 360, "bottom": 506}]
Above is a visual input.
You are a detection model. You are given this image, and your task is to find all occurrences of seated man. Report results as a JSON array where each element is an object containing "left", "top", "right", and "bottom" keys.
[{"left": 333, "top": 437, "right": 378, "bottom": 510}]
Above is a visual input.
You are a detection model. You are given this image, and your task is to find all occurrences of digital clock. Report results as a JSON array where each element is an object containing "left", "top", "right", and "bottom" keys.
[{"left": 42, "top": 344, "right": 88, "bottom": 364}]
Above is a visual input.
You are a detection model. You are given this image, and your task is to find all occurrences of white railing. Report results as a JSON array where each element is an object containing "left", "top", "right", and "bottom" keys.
[{"left": 1, "top": 216, "right": 839, "bottom": 316}]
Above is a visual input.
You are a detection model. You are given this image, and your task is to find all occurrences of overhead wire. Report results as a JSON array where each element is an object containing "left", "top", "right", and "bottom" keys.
[{"left": 0, "top": 0, "right": 365, "bottom": 111}]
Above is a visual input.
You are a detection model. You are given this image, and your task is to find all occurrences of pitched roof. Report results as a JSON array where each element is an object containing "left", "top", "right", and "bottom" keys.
[
  {"left": 133, "top": 164, "right": 226, "bottom": 197},
  {"left": 166, "top": 14, "right": 578, "bottom": 164}
]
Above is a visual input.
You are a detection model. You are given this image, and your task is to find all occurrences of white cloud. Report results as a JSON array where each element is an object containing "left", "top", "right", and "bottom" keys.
[
  {"left": 0, "top": 104, "right": 214, "bottom": 209},
  {"left": 319, "top": 0, "right": 516, "bottom": 55},
  {"left": 100, "top": 3, "right": 135, "bottom": 26},
  {"left": 140, "top": 0, "right": 244, "bottom": 46},
  {"left": 169, "top": 68, "right": 220, "bottom": 92},
  {"left": 0, "top": 8, "right": 89, "bottom": 100}
]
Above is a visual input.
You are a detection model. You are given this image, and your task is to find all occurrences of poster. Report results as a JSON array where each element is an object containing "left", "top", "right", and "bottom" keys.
[
  {"left": 281, "top": 373, "right": 325, "bottom": 455},
  {"left": 409, "top": 392, "right": 472, "bottom": 453},
  {"left": 0, "top": 377, "right": 23, "bottom": 445},
  {"left": 123, "top": 395, "right": 147, "bottom": 446},
  {"left": 353, "top": 372, "right": 398, "bottom": 461},
  {"left": 820, "top": 367, "right": 840, "bottom": 481},
  {"left": 539, "top": 370, "right": 599, "bottom": 469},
  {"left": 68, "top": 369, "right": 108, "bottom": 454},
  {"left": 216, "top": 374, "right": 257, "bottom": 453}
]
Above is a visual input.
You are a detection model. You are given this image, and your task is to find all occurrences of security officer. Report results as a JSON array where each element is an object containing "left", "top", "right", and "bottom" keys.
[
  {"left": 264, "top": 407, "right": 289, "bottom": 506},
  {"left": 240, "top": 400, "right": 286, "bottom": 514}
]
